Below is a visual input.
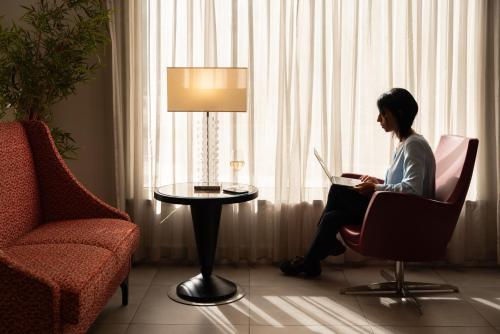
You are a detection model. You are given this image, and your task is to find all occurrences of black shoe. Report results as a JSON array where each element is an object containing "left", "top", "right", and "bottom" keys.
[
  {"left": 329, "top": 242, "right": 346, "bottom": 256},
  {"left": 280, "top": 256, "right": 322, "bottom": 277}
]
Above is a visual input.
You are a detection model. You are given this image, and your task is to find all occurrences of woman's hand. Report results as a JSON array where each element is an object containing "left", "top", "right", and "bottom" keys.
[
  {"left": 360, "top": 175, "right": 379, "bottom": 183},
  {"left": 354, "top": 181, "right": 376, "bottom": 196}
]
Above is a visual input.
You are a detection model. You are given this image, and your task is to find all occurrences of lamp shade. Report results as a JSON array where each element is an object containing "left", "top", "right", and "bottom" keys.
[{"left": 167, "top": 67, "right": 247, "bottom": 112}]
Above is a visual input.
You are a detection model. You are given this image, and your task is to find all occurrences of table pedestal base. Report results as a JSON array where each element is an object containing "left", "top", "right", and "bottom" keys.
[{"left": 168, "top": 274, "right": 245, "bottom": 306}]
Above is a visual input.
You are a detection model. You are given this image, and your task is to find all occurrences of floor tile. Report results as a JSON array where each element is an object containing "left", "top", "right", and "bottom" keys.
[
  {"left": 127, "top": 324, "right": 249, "bottom": 334},
  {"left": 435, "top": 268, "right": 500, "bottom": 288},
  {"left": 132, "top": 285, "right": 250, "bottom": 325},
  {"left": 249, "top": 285, "right": 368, "bottom": 326},
  {"left": 370, "top": 326, "right": 498, "bottom": 334},
  {"left": 459, "top": 286, "right": 500, "bottom": 326},
  {"left": 87, "top": 323, "right": 129, "bottom": 334},
  {"left": 130, "top": 264, "right": 159, "bottom": 285},
  {"left": 250, "top": 325, "right": 373, "bottom": 334},
  {"left": 250, "top": 265, "right": 349, "bottom": 288},
  {"left": 153, "top": 265, "right": 250, "bottom": 286},
  {"left": 356, "top": 294, "right": 489, "bottom": 326},
  {"left": 95, "top": 285, "right": 150, "bottom": 323},
  {"left": 90, "top": 265, "right": 500, "bottom": 333}
]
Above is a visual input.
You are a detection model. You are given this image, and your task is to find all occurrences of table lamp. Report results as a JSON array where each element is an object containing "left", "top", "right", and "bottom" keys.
[{"left": 167, "top": 67, "right": 247, "bottom": 191}]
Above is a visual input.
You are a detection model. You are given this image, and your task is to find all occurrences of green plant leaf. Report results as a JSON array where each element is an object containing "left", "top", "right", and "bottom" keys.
[
  {"left": 0, "top": 0, "right": 110, "bottom": 158},
  {"left": 50, "top": 126, "right": 79, "bottom": 160}
]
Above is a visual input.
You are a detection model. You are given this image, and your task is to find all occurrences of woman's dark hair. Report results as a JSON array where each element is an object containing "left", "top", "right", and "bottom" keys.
[{"left": 377, "top": 88, "right": 418, "bottom": 139}]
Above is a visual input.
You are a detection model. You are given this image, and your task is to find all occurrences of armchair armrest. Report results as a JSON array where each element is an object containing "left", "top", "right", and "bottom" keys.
[
  {"left": 358, "top": 191, "right": 457, "bottom": 261},
  {"left": 341, "top": 173, "right": 383, "bottom": 184},
  {"left": 23, "top": 121, "right": 130, "bottom": 222},
  {"left": 0, "top": 252, "right": 61, "bottom": 333}
]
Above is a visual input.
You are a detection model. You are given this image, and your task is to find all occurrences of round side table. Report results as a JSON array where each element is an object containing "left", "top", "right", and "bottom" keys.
[{"left": 154, "top": 182, "right": 258, "bottom": 305}]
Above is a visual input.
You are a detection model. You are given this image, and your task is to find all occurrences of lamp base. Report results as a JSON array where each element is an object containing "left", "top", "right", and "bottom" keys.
[{"left": 193, "top": 183, "right": 221, "bottom": 192}]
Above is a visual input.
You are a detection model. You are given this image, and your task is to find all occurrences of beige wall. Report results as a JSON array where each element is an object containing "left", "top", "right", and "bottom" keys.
[
  {"left": 52, "top": 57, "right": 116, "bottom": 206},
  {"left": 0, "top": 1, "right": 117, "bottom": 205}
]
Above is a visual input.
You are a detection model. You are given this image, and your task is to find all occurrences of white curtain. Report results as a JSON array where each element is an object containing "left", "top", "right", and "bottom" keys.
[{"left": 109, "top": 0, "right": 500, "bottom": 265}]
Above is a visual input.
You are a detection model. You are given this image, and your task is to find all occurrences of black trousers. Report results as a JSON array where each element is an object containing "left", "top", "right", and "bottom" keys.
[{"left": 305, "top": 184, "right": 371, "bottom": 263}]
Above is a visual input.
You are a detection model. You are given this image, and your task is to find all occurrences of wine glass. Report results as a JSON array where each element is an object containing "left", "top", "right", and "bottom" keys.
[{"left": 229, "top": 149, "right": 245, "bottom": 171}]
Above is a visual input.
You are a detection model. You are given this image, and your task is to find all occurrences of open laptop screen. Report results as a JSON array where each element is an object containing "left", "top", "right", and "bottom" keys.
[{"left": 313, "top": 148, "right": 362, "bottom": 188}]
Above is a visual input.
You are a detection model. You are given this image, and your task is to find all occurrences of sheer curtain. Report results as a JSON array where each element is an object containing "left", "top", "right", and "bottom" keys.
[{"left": 109, "top": 0, "right": 500, "bottom": 264}]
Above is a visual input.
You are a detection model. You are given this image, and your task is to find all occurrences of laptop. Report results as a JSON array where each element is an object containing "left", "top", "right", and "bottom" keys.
[{"left": 314, "top": 148, "right": 362, "bottom": 188}]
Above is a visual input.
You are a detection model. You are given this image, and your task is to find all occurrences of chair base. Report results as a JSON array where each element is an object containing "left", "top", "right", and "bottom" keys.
[
  {"left": 340, "top": 262, "right": 459, "bottom": 315},
  {"left": 341, "top": 281, "right": 459, "bottom": 295}
]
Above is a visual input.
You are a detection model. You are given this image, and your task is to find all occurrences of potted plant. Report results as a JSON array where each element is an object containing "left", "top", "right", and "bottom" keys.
[{"left": 0, "top": 0, "right": 110, "bottom": 159}]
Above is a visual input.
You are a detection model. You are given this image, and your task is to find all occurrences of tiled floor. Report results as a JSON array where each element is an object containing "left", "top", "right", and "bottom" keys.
[{"left": 88, "top": 265, "right": 500, "bottom": 334}]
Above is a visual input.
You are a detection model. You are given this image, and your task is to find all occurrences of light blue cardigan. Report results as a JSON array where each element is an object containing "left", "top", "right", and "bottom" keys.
[{"left": 375, "top": 134, "right": 436, "bottom": 199}]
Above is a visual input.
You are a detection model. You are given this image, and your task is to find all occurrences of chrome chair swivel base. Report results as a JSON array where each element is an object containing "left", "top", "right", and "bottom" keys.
[{"left": 340, "top": 261, "right": 459, "bottom": 315}]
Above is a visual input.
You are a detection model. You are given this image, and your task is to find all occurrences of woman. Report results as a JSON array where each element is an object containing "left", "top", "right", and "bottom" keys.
[{"left": 280, "top": 88, "right": 436, "bottom": 277}]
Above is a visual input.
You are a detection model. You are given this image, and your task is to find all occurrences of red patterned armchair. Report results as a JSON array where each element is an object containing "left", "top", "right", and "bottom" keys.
[{"left": 0, "top": 121, "right": 140, "bottom": 333}]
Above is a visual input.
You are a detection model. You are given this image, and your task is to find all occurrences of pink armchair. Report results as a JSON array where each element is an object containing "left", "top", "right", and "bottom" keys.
[
  {"left": 338, "top": 135, "right": 478, "bottom": 312},
  {"left": 0, "top": 121, "right": 140, "bottom": 333}
]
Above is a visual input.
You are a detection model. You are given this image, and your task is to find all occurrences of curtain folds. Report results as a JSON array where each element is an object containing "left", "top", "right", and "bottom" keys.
[{"left": 108, "top": 0, "right": 500, "bottom": 265}]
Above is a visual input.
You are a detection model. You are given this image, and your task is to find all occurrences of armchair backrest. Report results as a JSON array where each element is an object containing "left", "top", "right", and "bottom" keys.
[
  {"left": 0, "top": 122, "right": 41, "bottom": 247},
  {"left": 434, "top": 135, "right": 479, "bottom": 205}
]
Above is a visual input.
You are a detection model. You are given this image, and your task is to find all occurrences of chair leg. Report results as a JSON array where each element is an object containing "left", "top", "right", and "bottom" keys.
[
  {"left": 405, "top": 281, "right": 459, "bottom": 293},
  {"left": 340, "top": 261, "right": 459, "bottom": 315},
  {"left": 401, "top": 282, "right": 423, "bottom": 315},
  {"left": 120, "top": 276, "right": 129, "bottom": 306}
]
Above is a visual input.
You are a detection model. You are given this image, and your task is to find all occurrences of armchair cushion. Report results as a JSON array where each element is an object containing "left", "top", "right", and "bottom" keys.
[
  {"left": 15, "top": 218, "right": 139, "bottom": 263},
  {"left": 355, "top": 191, "right": 455, "bottom": 261},
  {"left": 3, "top": 243, "right": 120, "bottom": 325}
]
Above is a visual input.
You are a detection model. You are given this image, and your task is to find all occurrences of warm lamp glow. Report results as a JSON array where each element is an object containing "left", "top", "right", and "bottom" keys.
[{"left": 167, "top": 67, "right": 247, "bottom": 112}]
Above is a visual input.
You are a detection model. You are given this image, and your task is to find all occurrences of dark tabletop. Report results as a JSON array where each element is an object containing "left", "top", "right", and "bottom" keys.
[{"left": 154, "top": 182, "right": 258, "bottom": 205}]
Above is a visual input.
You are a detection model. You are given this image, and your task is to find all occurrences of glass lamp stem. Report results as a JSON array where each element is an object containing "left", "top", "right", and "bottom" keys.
[{"left": 206, "top": 111, "right": 210, "bottom": 184}]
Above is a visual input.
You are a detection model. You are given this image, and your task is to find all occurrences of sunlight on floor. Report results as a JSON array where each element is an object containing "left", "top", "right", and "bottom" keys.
[
  {"left": 87, "top": 265, "right": 500, "bottom": 334},
  {"left": 302, "top": 296, "right": 369, "bottom": 329},
  {"left": 379, "top": 297, "right": 399, "bottom": 307},
  {"left": 264, "top": 296, "right": 323, "bottom": 325},
  {"left": 472, "top": 297, "right": 500, "bottom": 311},
  {"left": 418, "top": 296, "right": 461, "bottom": 300},
  {"left": 247, "top": 299, "right": 283, "bottom": 327},
  {"left": 261, "top": 295, "right": 369, "bottom": 330},
  {"left": 228, "top": 300, "right": 249, "bottom": 317},
  {"left": 196, "top": 306, "right": 238, "bottom": 334}
]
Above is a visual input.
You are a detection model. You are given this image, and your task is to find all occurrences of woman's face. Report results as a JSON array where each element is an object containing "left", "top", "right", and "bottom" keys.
[{"left": 377, "top": 108, "right": 398, "bottom": 133}]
